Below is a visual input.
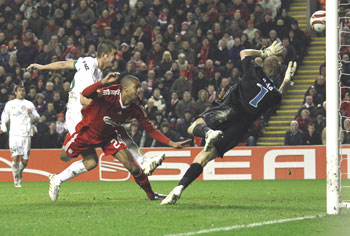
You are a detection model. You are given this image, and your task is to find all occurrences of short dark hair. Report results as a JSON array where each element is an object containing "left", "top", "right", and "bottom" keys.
[
  {"left": 14, "top": 85, "right": 25, "bottom": 92},
  {"left": 97, "top": 40, "right": 117, "bottom": 58},
  {"left": 121, "top": 75, "right": 140, "bottom": 89}
]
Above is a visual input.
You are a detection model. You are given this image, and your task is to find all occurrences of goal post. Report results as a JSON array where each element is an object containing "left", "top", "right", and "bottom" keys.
[{"left": 326, "top": 0, "right": 340, "bottom": 215}]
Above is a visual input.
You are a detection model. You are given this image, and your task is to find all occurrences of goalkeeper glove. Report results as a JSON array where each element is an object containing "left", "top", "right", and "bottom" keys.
[
  {"left": 261, "top": 41, "right": 284, "bottom": 58},
  {"left": 283, "top": 61, "right": 297, "bottom": 84}
]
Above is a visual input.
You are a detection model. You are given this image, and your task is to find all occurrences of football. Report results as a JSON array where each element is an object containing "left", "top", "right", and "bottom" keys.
[{"left": 310, "top": 10, "right": 326, "bottom": 33}]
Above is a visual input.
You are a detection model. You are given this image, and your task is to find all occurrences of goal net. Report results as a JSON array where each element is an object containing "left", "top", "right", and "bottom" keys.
[{"left": 327, "top": 0, "right": 350, "bottom": 214}]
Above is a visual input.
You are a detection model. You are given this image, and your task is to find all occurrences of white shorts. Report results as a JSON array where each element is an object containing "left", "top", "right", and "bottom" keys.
[
  {"left": 65, "top": 107, "right": 83, "bottom": 135},
  {"left": 9, "top": 135, "right": 31, "bottom": 160}
]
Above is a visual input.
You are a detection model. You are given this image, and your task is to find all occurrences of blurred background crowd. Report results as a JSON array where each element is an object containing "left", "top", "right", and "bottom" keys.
[{"left": 0, "top": 0, "right": 315, "bottom": 149}]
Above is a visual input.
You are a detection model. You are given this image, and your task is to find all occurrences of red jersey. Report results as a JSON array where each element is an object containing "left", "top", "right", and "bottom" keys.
[{"left": 76, "top": 81, "right": 171, "bottom": 145}]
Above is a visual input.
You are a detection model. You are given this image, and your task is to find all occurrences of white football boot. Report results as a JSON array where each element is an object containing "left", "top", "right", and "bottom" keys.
[
  {"left": 49, "top": 174, "right": 61, "bottom": 201},
  {"left": 204, "top": 130, "right": 223, "bottom": 152},
  {"left": 142, "top": 153, "right": 166, "bottom": 176},
  {"left": 160, "top": 185, "right": 184, "bottom": 205}
]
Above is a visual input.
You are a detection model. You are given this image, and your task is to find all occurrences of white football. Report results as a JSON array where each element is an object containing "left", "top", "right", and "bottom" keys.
[{"left": 310, "top": 10, "right": 326, "bottom": 33}]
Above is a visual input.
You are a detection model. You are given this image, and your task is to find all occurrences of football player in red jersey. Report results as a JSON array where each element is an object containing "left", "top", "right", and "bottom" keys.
[{"left": 48, "top": 73, "right": 190, "bottom": 201}]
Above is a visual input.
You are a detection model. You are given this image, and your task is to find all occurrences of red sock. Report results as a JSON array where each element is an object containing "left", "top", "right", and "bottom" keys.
[{"left": 133, "top": 170, "right": 154, "bottom": 199}]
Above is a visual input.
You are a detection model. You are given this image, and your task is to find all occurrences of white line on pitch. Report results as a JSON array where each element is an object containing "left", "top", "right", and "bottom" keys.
[{"left": 164, "top": 215, "right": 326, "bottom": 236}]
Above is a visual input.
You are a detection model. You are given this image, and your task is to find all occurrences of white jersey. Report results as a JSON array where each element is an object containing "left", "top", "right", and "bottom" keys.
[
  {"left": 1, "top": 99, "right": 40, "bottom": 137},
  {"left": 66, "top": 57, "right": 103, "bottom": 134}
]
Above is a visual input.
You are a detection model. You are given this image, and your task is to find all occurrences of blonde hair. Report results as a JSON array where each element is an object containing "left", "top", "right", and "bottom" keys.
[
  {"left": 161, "top": 51, "right": 173, "bottom": 63},
  {"left": 263, "top": 56, "right": 281, "bottom": 78}
]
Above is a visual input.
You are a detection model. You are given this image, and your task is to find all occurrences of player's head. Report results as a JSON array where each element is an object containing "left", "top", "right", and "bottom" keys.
[
  {"left": 263, "top": 55, "right": 281, "bottom": 79},
  {"left": 121, "top": 75, "right": 141, "bottom": 104},
  {"left": 97, "top": 40, "right": 118, "bottom": 69},
  {"left": 14, "top": 85, "right": 25, "bottom": 100}
]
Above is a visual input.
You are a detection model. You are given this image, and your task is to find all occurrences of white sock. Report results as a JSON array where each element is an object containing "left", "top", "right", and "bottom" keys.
[
  {"left": 56, "top": 160, "right": 88, "bottom": 184},
  {"left": 125, "top": 139, "right": 145, "bottom": 166}
]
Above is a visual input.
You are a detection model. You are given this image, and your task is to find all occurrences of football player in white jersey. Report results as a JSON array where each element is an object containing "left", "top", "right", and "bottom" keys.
[
  {"left": 0, "top": 85, "right": 40, "bottom": 187},
  {"left": 27, "top": 40, "right": 164, "bottom": 178}
]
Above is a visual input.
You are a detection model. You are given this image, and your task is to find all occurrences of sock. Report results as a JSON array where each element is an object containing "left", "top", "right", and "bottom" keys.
[
  {"left": 56, "top": 160, "right": 88, "bottom": 184},
  {"left": 11, "top": 161, "right": 19, "bottom": 178},
  {"left": 133, "top": 170, "right": 154, "bottom": 199},
  {"left": 126, "top": 142, "right": 145, "bottom": 166},
  {"left": 19, "top": 161, "right": 27, "bottom": 176},
  {"left": 178, "top": 163, "right": 203, "bottom": 189},
  {"left": 192, "top": 124, "right": 212, "bottom": 139}
]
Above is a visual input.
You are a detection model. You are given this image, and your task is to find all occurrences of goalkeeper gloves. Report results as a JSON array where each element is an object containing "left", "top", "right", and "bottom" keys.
[
  {"left": 284, "top": 61, "right": 298, "bottom": 84},
  {"left": 261, "top": 41, "right": 284, "bottom": 58}
]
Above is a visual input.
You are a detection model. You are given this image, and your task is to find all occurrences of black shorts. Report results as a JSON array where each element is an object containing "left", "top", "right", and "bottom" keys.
[{"left": 198, "top": 104, "right": 255, "bottom": 157}]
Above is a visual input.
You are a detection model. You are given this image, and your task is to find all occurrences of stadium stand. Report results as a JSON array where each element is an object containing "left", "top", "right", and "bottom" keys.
[{"left": 0, "top": 0, "right": 308, "bottom": 149}]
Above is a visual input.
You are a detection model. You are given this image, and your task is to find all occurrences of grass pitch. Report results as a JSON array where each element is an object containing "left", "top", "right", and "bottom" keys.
[{"left": 1, "top": 180, "right": 350, "bottom": 236}]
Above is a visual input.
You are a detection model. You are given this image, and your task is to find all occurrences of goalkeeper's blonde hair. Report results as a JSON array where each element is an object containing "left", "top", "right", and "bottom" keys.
[{"left": 263, "top": 56, "right": 281, "bottom": 78}]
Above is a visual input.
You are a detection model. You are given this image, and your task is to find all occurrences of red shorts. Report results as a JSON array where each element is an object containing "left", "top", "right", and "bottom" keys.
[{"left": 62, "top": 132, "right": 127, "bottom": 158}]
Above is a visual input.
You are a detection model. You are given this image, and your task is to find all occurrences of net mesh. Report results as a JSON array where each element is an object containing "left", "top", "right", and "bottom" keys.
[{"left": 339, "top": 0, "right": 350, "bottom": 207}]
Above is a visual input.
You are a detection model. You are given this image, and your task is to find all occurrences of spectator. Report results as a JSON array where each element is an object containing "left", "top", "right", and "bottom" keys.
[
  {"left": 0, "top": 45, "right": 10, "bottom": 67},
  {"left": 297, "top": 95, "right": 318, "bottom": 118},
  {"left": 284, "top": 120, "right": 304, "bottom": 145},
  {"left": 179, "top": 40, "right": 195, "bottom": 65},
  {"left": 175, "top": 91, "right": 195, "bottom": 118},
  {"left": 145, "top": 98, "right": 158, "bottom": 121},
  {"left": 304, "top": 123, "right": 322, "bottom": 145},
  {"left": 76, "top": 0, "right": 96, "bottom": 32},
  {"left": 166, "top": 91, "right": 180, "bottom": 120},
  {"left": 296, "top": 109, "right": 313, "bottom": 133},
  {"left": 17, "top": 40, "right": 38, "bottom": 68},
  {"left": 149, "top": 88, "right": 167, "bottom": 115},
  {"left": 314, "top": 75, "right": 326, "bottom": 101},
  {"left": 213, "top": 39, "right": 229, "bottom": 67},
  {"left": 176, "top": 109, "right": 194, "bottom": 140},
  {"left": 128, "top": 119, "right": 142, "bottom": 146},
  {"left": 42, "top": 121, "right": 59, "bottom": 148},
  {"left": 170, "top": 72, "right": 192, "bottom": 98},
  {"left": 52, "top": 91, "right": 65, "bottom": 114},
  {"left": 155, "top": 121, "right": 182, "bottom": 147},
  {"left": 229, "top": 37, "right": 245, "bottom": 67},
  {"left": 43, "top": 102, "right": 57, "bottom": 122},
  {"left": 342, "top": 118, "right": 350, "bottom": 144},
  {"left": 193, "top": 89, "right": 209, "bottom": 117}
]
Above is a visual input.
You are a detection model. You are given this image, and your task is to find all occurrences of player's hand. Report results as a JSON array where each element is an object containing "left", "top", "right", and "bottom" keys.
[
  {"left": 262, "top": 41, "right": 284, "bottom": 58},
  {"left": 101, "top": 72, "right": 120, "bottom": 85},
  {"left": 0, "top": 128, "right": 3, "bottom": 134},
  {"left": 284, "top": 61, "right": 297, "bottom": 84},
  {"left": 169, "top": 139, "right": 192, "bottom": 149},
  {"left": 26, "top": 64, "right": 43, "bottom": 71},
  {"left": 27, "top": 109, "right": 32, "bottom": 114}
]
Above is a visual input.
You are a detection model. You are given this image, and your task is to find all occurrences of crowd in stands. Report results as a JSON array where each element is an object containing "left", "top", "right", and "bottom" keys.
[{"left": 0, "top": 0, "right": 306, "bottom": 149}]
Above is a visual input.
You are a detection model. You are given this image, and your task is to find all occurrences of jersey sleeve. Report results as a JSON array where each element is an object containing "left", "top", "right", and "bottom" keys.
[
  {"left": 0, "top": 102, "right": 10, "bottom": 132},
  {"left": 29, "top": 101, "right": 40, "bottom": 122},
  {"left": 134, "top": 104, "right": 171, "bottom": 145},
  {"left": 241, "top": 56, "right": 256, "bottom": 80}
]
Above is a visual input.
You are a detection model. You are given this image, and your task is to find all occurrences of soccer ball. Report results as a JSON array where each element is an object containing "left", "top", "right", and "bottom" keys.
[{"left": 310, "top": 10, "right": 326, "bottom": 33}]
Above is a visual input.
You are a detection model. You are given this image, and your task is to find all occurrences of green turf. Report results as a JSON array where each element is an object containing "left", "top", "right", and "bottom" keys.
[{"left": 0, "top": 180, "right": 349, "bottom": 236}]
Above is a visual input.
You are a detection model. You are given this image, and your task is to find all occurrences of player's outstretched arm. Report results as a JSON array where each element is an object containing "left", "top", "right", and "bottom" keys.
[
  {"left": 26, "top": 60, "right": 75, "bottom": 71},
  {"left": 240, "top": 41, "right": 284, "bottom": 60},
  {"left": 279, "top": 61, "right": 297, "bottom": 95},
  {"left": 169, "top": 139, "right": 192, "bottom": 149}
]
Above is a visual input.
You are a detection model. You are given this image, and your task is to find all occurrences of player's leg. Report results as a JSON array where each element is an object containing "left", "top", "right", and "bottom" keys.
[
  {"left": 113, "top": 148, "right": 165, "bottom": 200},
  {"left": 161, "top": 148, "right": 218, "bottom": 205},
  {"left": 11, "top": 155, "right": 21, "bottom": 187},
  {"left": 18, "top": 137, "right": 31, "bottom": 185},
  {"left": 118, "top": 126, "right": 165, "bottom": 176},
  {"left": 9, "top": 135, "right": 24, "bottom": 187},
  {"left": 188, "top": 115, "right": 223, "bottom": 152},
  {"left": 49, "top": 148, "right": 97, "bottom": 201}
]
